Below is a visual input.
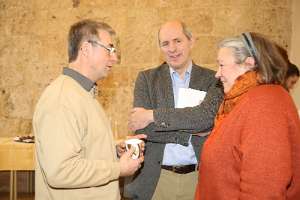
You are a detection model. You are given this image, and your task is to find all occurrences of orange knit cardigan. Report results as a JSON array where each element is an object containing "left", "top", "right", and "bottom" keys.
[{"left": 195, "top": 72, "right": 300, "bottom": 200}]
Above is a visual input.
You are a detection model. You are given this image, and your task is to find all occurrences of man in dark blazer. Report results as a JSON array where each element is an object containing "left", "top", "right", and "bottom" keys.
[{"left": 125, "top": 20, "right": 223, "bottom": 200}]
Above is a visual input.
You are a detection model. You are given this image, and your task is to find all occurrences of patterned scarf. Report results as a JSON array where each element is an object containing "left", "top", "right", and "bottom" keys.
[{"left": 214, "top": 71, "right": 259, "bottom": 127}]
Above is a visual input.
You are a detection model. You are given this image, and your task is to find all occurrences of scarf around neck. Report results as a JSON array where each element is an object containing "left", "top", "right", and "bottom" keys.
[{"left": 214, "top": 71, "right": 259, "bottom": 127}]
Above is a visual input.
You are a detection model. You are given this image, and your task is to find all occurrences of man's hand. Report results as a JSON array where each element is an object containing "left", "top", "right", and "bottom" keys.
[
  {"left": 128, "top": 107, "right": 154, "bottom": 131},
  {"left": 116, "top": 141, "right": 126, "bottom": 157},
  {"left": 119, "top": 148, "right": 144, "bottom": 177}
]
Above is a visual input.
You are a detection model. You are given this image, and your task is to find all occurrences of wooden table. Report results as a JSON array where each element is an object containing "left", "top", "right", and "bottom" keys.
[{"left": 0, "top": 137, "right": 35, "bottom": 200}]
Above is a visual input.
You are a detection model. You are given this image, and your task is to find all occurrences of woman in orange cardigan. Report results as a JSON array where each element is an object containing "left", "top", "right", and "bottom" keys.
[{"left": 195, "top": 32, "right": 300, "bottom": 200}]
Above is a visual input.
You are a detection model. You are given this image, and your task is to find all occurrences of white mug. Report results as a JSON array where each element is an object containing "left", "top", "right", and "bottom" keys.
[{"left": 125, "top": 138, "right": 142, "bottom": 159}]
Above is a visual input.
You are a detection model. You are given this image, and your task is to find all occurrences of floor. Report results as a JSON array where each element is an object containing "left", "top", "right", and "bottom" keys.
[
  {"left": 0, "top": 172, "right": 129, "bottom": 200},
  {"left": 0, "top": 193, "right": 34, "bottom": 200},
  {"left": 0, "top": 171, "right": 34, "bottom": 200}
]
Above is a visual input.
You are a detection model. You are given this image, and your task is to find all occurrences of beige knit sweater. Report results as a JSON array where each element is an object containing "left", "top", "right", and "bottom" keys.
[{"left": 33, "top": 75, "right": 120, "bottom": 200}]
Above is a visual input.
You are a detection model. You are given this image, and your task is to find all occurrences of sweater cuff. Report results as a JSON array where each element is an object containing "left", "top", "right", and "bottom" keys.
[{"left": 110, "top": 161, "right": 121, "bottom": 180}]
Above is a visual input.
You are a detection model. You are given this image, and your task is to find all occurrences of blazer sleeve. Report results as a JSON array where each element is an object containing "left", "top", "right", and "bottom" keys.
[
  {"left": 135, "top": 124, "right": 191, "bottom": 146},
  {"left": 153, "top": 78, "right": 223, "bottom": 132}
]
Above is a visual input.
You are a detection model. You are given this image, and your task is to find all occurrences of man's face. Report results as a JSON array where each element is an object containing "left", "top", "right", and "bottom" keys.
[
  {"left": 159, "top": 22, "right": 194, "bottom": 71},
  {"left": 88, "top": 30, "right": 118, "bottom": 81}
]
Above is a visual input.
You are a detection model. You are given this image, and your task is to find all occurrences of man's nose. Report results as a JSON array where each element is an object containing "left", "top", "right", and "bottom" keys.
[
  {"left": 110, "top": 52, "right": 118, "bottom": 64},
  {"left": 168, "top": 42, "right": 177, "bottom": 52}
]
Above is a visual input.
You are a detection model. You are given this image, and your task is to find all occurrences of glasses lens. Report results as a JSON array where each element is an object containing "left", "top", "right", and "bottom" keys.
[
  {"left": 88, "top": 40, "right": 116, "bottom": 55},
  {"left": 110, "top": 47, "right": 116, "bottom": 54}
]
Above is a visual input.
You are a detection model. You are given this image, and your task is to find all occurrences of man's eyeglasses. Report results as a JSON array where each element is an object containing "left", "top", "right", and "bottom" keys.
[{"left": 87, "top": 40, "right": 116, "bottom": 55}]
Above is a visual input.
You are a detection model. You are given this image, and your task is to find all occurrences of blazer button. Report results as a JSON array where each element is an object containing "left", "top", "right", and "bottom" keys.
[{"left": 161, "top": 122, "right": 167, "bottom": 128}]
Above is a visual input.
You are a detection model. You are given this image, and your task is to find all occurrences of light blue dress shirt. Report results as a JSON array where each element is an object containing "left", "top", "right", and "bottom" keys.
[{"left": 162, "top": 62, "right": 198, "bottom": 165}]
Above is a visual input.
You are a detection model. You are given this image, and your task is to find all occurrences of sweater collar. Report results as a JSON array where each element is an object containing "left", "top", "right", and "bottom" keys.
[{"left": 63, "top": 67, "right": 96, "bottom": 92}]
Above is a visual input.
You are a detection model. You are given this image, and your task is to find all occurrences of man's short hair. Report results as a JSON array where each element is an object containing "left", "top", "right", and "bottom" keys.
[{"left": 68, "top": 19, "right": 115, "bottom": 62}]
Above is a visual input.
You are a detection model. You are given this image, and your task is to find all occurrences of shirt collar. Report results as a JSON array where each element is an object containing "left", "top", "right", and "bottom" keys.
[
  {"left": 169, "top": 61, "right": 193, "bottom": 76},
  {"left": 63, "top": 67, "right": 95, "bottom": 92}
]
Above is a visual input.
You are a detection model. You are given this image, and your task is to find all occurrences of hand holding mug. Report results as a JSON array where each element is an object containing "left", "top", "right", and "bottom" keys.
[{"left": 119, "top": 144, "right": 144, "bottom": 177}]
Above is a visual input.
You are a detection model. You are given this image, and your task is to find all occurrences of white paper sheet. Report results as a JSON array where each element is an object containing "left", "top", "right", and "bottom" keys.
[{"left": 176, "top": 88, "right": 207, "bottom": 108}]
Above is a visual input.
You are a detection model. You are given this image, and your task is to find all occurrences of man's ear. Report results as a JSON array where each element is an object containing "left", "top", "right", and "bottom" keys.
[
  {"left": 79, "top": 41, "right": 90, "bottom": 57},
  {"left": 190, "top": 36, "right": 196, "bottom": 48},
  {"left": 244, "top": 57, "right": 256, "bottom": 70}
]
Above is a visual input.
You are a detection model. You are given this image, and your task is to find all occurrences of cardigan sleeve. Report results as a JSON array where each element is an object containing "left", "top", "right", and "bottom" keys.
[
  {"left": 35, "top": 106, "right": 120, "bottom": 188},
  {"left": 238, "top": 95, "right": 293, "bottom": 200}
]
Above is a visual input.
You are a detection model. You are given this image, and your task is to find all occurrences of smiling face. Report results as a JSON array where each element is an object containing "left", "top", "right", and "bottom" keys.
[
  {"left": 159, "top": 21, "right": 194, "bottom": 72},
  {"left": 216, "top": 47, "right": 251, "bottom": 93},
  {"left": 88, "top": 30, "right": 118, "bottom": 81}
]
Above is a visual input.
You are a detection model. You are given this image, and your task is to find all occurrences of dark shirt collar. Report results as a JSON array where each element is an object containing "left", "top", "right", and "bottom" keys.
[{"left": 62, "top": 67, "right": 95, "bottom": 92}]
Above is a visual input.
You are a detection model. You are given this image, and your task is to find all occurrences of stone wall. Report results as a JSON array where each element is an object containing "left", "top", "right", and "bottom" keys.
[
  {"left": 290, "top": 0, "right": 300, "bottom": 109},
  {"left": 0, "top": 0, "right": 292, "bottom": 139}
]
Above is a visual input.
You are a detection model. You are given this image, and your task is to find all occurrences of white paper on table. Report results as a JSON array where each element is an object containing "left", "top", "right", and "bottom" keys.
[{"left": 176, "top": 88, "right": 207, "bottom": 108}]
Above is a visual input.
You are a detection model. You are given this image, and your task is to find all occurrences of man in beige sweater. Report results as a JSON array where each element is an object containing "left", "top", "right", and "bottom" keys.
[{"left": 33, "top": 19, "right": 144, "bottom": 200}]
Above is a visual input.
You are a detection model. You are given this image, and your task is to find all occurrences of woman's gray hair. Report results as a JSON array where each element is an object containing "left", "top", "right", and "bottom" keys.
[
  {"left": 218, "top": 37, "right": 252, "bottom": 65},
  {"left": 218, "top": 32, "right": 288, "bottom": 85}
]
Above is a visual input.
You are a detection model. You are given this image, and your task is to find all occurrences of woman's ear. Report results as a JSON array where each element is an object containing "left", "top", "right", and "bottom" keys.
[{"left": 244, "top": 57, "right": 256, "bottom": 70}]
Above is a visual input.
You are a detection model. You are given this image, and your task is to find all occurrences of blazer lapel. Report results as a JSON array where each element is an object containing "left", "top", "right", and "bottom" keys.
[
  {"left": 158, "top": 63, "right": 175, "bottom": 108},
  {"left": 189, "top": 64, "right": 203, "bottom": 90}
]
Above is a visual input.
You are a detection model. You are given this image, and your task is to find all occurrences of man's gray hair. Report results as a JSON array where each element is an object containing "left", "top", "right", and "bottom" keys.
[{"left": 68, "top": 19, "right": 116, "bottom": 62}]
